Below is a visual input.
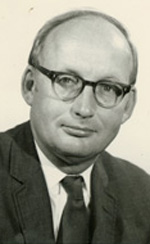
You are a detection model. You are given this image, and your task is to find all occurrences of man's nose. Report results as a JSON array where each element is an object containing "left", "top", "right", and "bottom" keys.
[{"left": 70, "top": 86, "right": 97, "bottom": 119}]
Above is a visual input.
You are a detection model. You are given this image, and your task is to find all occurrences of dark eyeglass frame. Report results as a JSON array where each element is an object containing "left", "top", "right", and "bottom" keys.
[{"left": 29, "top": 59, "right": 134, "bottom": 108}]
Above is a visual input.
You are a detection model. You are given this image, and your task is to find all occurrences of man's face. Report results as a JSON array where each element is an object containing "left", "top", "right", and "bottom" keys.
[{"left": 24, "top": 17, "right": 135, "bottom": 168}]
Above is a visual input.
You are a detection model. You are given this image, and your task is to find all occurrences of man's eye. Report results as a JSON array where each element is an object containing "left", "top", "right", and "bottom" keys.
[
  {"left": 100, "top": 83, "right": 122, "bottom": 96},
  {"left": 103, "top": 84, "right": 113, "bottom": 91},
  {"left": 56, "top": 75, "right": 78, "bottom": 87}
]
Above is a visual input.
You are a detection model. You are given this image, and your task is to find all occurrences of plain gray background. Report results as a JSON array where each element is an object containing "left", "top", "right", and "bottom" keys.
[{"left": 0, "top": 0, "right": 150, "bottom": 172}]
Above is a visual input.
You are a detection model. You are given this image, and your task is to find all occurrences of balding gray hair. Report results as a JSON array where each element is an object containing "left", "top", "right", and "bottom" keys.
[{"left": 28, "top": 10, "right": 138, "bottom": 84}]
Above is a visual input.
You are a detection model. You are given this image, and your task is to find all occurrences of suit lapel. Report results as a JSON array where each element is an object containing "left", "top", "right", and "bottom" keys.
[
  {"left": 9, "top": 123, "right": 55, "bottom": 244},
  {"left": 90, "top": 154, "right": 118, "bottom": 244}
]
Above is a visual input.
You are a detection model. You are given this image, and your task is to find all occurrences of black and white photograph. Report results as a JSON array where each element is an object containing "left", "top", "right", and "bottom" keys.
[{"left": 0, "top": 0, "right": 150, "bottom": 243}]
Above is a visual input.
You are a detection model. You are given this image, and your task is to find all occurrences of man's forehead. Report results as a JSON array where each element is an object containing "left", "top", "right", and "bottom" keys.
[{"left": 41, "top": 15, "right": 132, "bottom": 59}]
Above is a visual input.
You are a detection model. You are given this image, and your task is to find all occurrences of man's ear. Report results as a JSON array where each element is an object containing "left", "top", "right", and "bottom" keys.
[
  {"left": 22, "top": 66, "right": 36, "bottom": 106},
  {"left": 121, "top": 89, "right": 137, "bottom": 124}
]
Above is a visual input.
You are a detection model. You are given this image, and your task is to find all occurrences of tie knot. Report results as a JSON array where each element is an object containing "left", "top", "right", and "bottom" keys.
[{"left": 61, "top": 176, "right": 84, "bottom": 200}]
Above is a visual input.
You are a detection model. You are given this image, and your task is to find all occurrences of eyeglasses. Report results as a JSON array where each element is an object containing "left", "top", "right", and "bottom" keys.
[{"left": 29, "top": 59, "right": 133, "bottom": 108}]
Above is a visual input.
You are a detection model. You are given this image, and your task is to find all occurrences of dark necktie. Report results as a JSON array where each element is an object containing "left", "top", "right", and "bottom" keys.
[{"left": 57, "top": 176, "right": 89, "bottom": 244}]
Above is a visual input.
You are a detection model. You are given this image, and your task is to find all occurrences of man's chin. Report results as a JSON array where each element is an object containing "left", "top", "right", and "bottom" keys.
[{"left": 56, "top": 146, "right": 99, "bottom": 162}]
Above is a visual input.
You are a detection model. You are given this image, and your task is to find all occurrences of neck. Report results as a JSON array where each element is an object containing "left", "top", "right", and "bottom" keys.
[{"left": 38, "top": 143, "right": 100, "bottom": 174}]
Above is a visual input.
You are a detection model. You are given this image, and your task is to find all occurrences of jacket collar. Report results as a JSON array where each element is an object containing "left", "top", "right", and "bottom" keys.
[
  {"left": 9, "top": 122, "right": 55, "bottom": 243},
  {"left": 90, "top": 154, "right": 118, "bottom": 244}
]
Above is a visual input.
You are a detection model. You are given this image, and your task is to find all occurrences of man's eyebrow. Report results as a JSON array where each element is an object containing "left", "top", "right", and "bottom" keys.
[
  {"left": 99, "top": 76, "right": 120, "bottom": 82},
  {"left": 63, "top": 68, "right": 82, "bottom": 77}
]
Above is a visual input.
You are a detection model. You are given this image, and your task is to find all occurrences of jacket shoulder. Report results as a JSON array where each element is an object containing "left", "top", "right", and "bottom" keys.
[
  {"left": 107, "top": 149, "right": 148, "bottom": 170},
  {"left": 102, "top": 151, "right": 150, "bottom": 186},
  {"left": 102, "top": 151, "right": 150, "bottom": 206},
  {"left": 0, "top": 121, "right": 36, "bottom": 168}
]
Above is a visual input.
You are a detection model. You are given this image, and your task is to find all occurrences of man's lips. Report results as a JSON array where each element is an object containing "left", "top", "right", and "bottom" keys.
[{"left": 61, "top": 125, "right": 96, "bottom": 137}]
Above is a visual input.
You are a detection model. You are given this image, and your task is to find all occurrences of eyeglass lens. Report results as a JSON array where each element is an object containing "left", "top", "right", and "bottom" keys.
[{"left": 52, "top": 74, "right": 125, "bottom": 108}]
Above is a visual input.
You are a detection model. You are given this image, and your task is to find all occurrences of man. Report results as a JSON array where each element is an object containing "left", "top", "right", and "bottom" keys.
[{"left": 0, "top": 9, "right": 150, "bottom": 244}]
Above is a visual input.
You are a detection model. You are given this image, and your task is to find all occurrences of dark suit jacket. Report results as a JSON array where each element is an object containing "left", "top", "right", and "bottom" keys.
[{"left": 0, "top": 121, "right": 150, "bottom": 244}]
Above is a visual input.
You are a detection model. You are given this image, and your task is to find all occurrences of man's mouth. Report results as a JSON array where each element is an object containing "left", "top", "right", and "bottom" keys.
[{"left": 62, "top": 125, "right": 96, "bottom": 137}]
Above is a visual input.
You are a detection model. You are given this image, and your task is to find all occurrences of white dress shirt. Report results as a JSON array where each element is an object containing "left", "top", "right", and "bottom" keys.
[{"left": 35, "top": 143, "right": 93, "bottom": 239}]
